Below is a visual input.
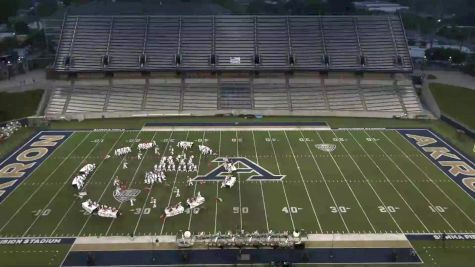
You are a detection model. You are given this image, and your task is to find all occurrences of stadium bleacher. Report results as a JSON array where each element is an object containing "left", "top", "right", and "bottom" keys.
[
  {"left": 46, "top": 14, "right": 423, "bottom": 119},
  {"left": 53, "top": 15, "right": 412, "bottom": 73}
]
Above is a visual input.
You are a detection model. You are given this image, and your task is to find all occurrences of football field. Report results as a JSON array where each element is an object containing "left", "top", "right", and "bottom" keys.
[{"left": 0, "top": 127, "right": 474, "bottom": 241}]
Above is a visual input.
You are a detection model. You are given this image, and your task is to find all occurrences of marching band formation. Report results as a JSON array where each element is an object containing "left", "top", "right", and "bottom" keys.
[
  {"left": 76, "top": 137, "right": 243, "bottom": 223},
  {"left": 72, "top": 163, "right": 97, "bottom": 190}
]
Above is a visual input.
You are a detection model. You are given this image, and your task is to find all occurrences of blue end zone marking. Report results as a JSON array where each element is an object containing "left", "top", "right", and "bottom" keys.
[
  {"left": 406, "top": 233, "right": 475, "bottom": 241},
  {"left": 0, "top": 131, "right": 73, "bottom": 204},
  {"left": 397, "top": 129, "right": 475, "bottom": 199},
  {"left": 0, "top": 237, "right": 75, "bottom": 245},
  {"left": 63, "top": 247, "right": 421, "bottom": 266},
  {"left": 144, "top": 122, "right": 328, "bottom": 127}
]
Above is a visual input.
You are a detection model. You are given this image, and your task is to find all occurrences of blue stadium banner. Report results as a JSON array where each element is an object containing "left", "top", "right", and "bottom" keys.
[
  {"left": 0, "top": 237, "right": 76, "bottom": 245},
  {"left": 398, "top": 129, "right": 475, "bottom": 199},
  {"left": 0, "top": 131, "right": 73, "bottom": 203},
  {"left": 406, "top": 233, "right": 475, "bottom": 241}
]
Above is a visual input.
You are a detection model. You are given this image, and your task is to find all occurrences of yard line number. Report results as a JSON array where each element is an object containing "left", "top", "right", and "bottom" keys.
[
  {"left": 233, "top": 207, "right": 248, "bottom": 213},
  {"left": 429, "top": 205, "right": 447, "bottom": 213},
  {"left": 330, "top": 206, "right": 350, "bottom": 213},
  {"left": 378, "top": 206, "right": 399, "bottom": 213},
  {"left": 282, "top": 206, "right": 302, "bottom": 214},
  {"left": 32, "top": 209, "right": 51, "bottom": 216}
]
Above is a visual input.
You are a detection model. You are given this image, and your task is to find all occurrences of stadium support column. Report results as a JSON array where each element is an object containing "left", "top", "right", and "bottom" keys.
[
  {"left": 357, "top": 78, "right": 367, "bottom": 111},
  {"left": 142, "top": 78, "right": 149, "bottom": 110},
  {"left": 103, "top": 78, "right": 112, "bottom": 113},
  {"left": 320, "top": 77, "right": 330, "bottom": 111},
  {"left": 250, "top": 73, "right": 255, "bottom": 110},
  {"left": 394, "top": 79, "right": 408, "bottom": 115}
]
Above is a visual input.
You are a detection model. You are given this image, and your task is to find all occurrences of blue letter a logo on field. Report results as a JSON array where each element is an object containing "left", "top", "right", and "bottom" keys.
[{"left": 193, "top": 157, "right": 285, "bottom": 182}]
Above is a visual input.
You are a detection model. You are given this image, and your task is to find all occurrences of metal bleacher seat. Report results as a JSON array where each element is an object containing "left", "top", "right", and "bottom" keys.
[
  {"left": 253, "top": 79, "right": 289, "bottom": 110},
  {"left": 322, "top": 17, "right": 360, "bottom": 70},
  {"left": 289, "top": 81, "right": 328, "bottom": 110},
  {"left": 183, "top": 80, "right": 218, "bottom": 110},
  {"left": 180, "top": 17, "right": 213, "bottom": 70},
  {"left": 144, "top": 80, "right": 181, "bottom": 111},
  {"left": 396, "top": 80, "right": 423, "bottom": 113},
  {"left": 256, "top": 17, "right": 289, "bottom": 70},
  {"left": 46, "top": 87, "right": 70, "bottom": 115},
  {"left": 145, "top": 17, "right": 180, "bottom": 70},
  {"left": 360, "top": 83, "right": 404, "bottom": 112},
  {"left": 289, "top": 17, "right": 326, "bottom": 70},
  {"left": 325, "top": 81, "right": 364, "bottom": 111},
  {"left": 106, "top": 83, "right": 145, "bottom": 112},
  {"left": 66, "top": 85, "right": 108, "bottom": 113},
  {"left": 215, "top": 16, "right": 255, "bottom": 70},
  {"left": 107, "top": 17, "right": 146, "bottom": 70}
]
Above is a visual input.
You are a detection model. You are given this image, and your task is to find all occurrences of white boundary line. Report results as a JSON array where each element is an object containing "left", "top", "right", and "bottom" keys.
[
  {"left": 0, "top": 132, "right": 88, "bottom": 233},
  {"left": 131, "top": 132, "right": 173, "bottom": 236},
  {"left": 346, "top": 130, "right": 430, "bottom": 233},
  {"left": 298, "top": 130, "right": 350, "bottom": 233},
  {"left": 328, "top": 129, "right": 404, "bottom": 233},
  {"left": 314, "top": 131, "right": 376, "bottom": 233},
  {"left": 110, "top": 131, "right": 160, "bottom": 236},
  {"left": 382, "top": 130, "right": 475, "bottom": 226},
  {"left": 251, "top": 130, "right": 270, "bottom": 232},
  {"left": 50, "top": 131, "right": 126, "bottom": 236},
  {"left": 283, "top": 131, "right": 323, "bottom": 233},
  {"left": 360, "top": 130, "right": 456, "bottom": 232},
  {"left": 267, "top": 131, "right": 296, "bottom": 230},
  {"left": 21, "top": 132, "right": 109, "bottom": 237}
]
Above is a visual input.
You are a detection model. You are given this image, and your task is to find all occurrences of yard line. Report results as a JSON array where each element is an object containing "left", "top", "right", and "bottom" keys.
[
  {"left": 22, "top": 132, "right": 109, "bottom": 237},
  {"left": 0, "top": 132, "right": 91, "bottom": 233},
  {"left": 347, "top": 130, "right": 430, "bottom": 232},
  {"left": 50, "top": 131, "right": 126, "bottom": 236},
  {"left": 76, "top": 130, "right": 144, "bottom": 237},
  {"left": 187, "top": 132, "right": 206, "bottom": 230},
  {"left": 361, "top": 130, "right": 456, "bottom": 232},
  {"left": 236, "top": 131, "right": 243, "bottom": 231},
  {"left": 251, "top": 131, "right": 269, "bottom": 232},
  {"left": 382, "top": 131, "right": 475, "bottom": 226},
  {"left": 109, "top": 131, "right": 159, "bottom": 236},
  {"left": 130, "top": 131, "right": 173, "bottom": 236},
  {"left": 297, "top": 130, "right": 349, "bottom": 232},
  {"left": 327, "top": 130, "right": 403, "bottom": 233},
  {"left": 314, "top": 131, "right": 376, "bottom": 233},
  {"left": 282, "top": 131, "right": 322, "bottom": 233},
  {"left": 159, "top": 131, "right": 191, "bottom": 235},
  {"left": 213, "top": 131, "right": 222, "bottom": 234},
  {"left": 267, "top": 131, "right": 295, "bottom": 230}
]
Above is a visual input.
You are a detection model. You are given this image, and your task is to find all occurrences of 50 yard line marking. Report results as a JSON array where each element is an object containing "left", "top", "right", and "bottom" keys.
[
  {"left": 251, "top": 131, "right": 269, "bottom": 232},
  {"left": 267, "top": 131, "right": 295, "bottom": 230},
  {"left": 347, "top": 130, "right": 429, "bottom": 232},
  {"left": 50, "top": 131, "right": 125, "bottom": 236},
  {"left": 22, "top": 132, "right": 110, "bottom": 237},
  {"left": 0, "top": 132, "right": 90, "bottom": 233},
  {"left": 298, "top": 130, "right": 349, "bottom": 233},
  {"left": 362, "top": 130, "right": 456, "bottom": 232},
  {"left": 131, "top": 131, "right": 173, "bottom": 236},
  {"left": 384, "top": 130, "right": 475, "bottom": 227},
  {"left": 213, "top": 131, "right": 222, "bottom": 234},
  {"left": 314, "top": 131, "right": 376, "bottom": 233},
  {"left": 159, "top": 131, "right": 191, "bottom": 235},
  {"left": 186, "top": 132, "right": 206, "bottom": 230},
  {"left": 236, "top": 131, "right": 243, "bottom": 231},
  {"left": 109, "top": 131, "right": 160, "bottom": 236}
]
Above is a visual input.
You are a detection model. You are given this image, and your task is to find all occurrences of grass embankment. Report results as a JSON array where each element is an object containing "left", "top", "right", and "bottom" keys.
[
  {"left": 429, "top": 83, "right": 475, "bottom": 131},
  {"left": 0, "top": 90, "right": 43, "bottom": 122}
]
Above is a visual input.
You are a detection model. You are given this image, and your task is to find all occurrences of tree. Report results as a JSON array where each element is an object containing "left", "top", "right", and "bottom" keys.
[
  {"left": 0, "top": 0, "right": 21, "bottom": 24},
  {"left": 325, "top": 0, "right": 354, "bottom": 14},
  {"left": 14, "top": 21, "right": 29, "bottom": 34},
  {"left": 425, "top": 48, "right": 467, "bottom": 64},
  {"left": 36, "top": 0, "right": 58, "bottom": 17}
]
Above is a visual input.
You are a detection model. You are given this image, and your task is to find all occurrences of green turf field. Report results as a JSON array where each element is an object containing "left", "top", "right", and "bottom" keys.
[{"left": 0, "top": 128, "right": 473, "bottom": 239}]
